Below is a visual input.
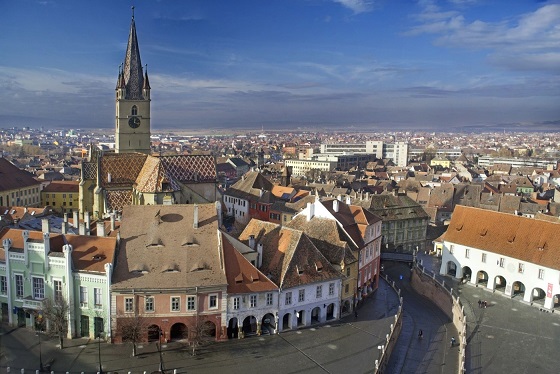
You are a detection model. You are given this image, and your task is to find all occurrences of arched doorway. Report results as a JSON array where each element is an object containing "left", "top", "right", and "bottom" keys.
[
  {"left": 200, "top": 320, "right": 216, "bottom": 340},
  {"left": 512, "top": 281, "right": 525, "bottom": 298},
  {"left": 326, "top": 303, "right": 335, "bottom": 320},
  {"left": 446, "top": 261, "right": 457, "bottom": 277},
  {"left": 476, "top": 271, "right": 489, "bottom": 287},
  {"left": 261, "top": 313, "right": 275, "bottom": 335},
  {"left": 494, "top": 276, "right": 507, "bottom": 293},
  {"left": 242, "top": 316, "right": 257, "bottom": 336},
  {"left": 282, "top": 313, "right": 292, "bottom": 331},
  {"left": 227, "top": 318, "right": 238, "bottom": 339},
  {"left": 462, "top": 266, "right": 472, "bottom": 283},
  {"left": 531, "top": 287, "right": 546, "bottom": 306},
  {"left": 170, "top": 323, "right": 188, "bottom": 341},
  {"left": 553, "top": 294, "right": 560, "bottom": 310},
  {"left": 147, "top": 324, "right": 161, "bottom": 342},
  {"left": 311, "top": 307, "right": 321, "bottom": 324}
]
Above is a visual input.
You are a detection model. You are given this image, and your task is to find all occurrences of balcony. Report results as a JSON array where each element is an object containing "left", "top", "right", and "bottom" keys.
[{"left": 22, "top": 296, "right": 44, "bottom": 311}]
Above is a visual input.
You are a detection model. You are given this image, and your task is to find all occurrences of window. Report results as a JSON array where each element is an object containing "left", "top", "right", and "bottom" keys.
[
  {"left": 124, "top": 297, "right": 134, "bottom": 313},
  {"left": 45, "top": 193, "right": 50, "bottom": 198},
  {"left": 266, "top": 293, "right": 273, "bottom": 305},
  {"left": 94, "top": 288, "right": 102, "bottom": 308},
  {"left": 482, "top": 253, "right": 487, "bottom": 263},
  {"left": 346, "top": 267, "right": 351, "bottom": 276},
  {"left": 298, "top": 289, "right": 305, "bottom": 302},
  {"left": 499, "top": 258, "right": 505, "bottom": 268},
  {"left": 345, "top": 284, "right": 349, "bottom": 294},
  {"left": 316, "top": 285, "right": 322, "bottom": 298},
  {"left": 233, "top": 297, "right": 239, "bottom": 310},
  {"left": 171, "top": 297, "right": 180, "bottom": 311},
  {"left": 187, "top": 296, "right": 196, "bottom": 311},
  {"left": 465, "top": 248, "right": 470, "bottom": 258},
  {"left": 538, "top": 269, "right": 545, "bottom": 279},
  {"left": 518, "top": 263, "right": 524, "bottom": 274},
  {"left": 250, "top": 294, "right": 257, "bottom": 308},
  {"left": 131, "top": 105, "right": 138, "bottom": 115},
  {"left": 145, "top": 297, "right": 154, "bottom": 312},
  {"left": 0, "top": 276, "right": 6, "bottom": 295},
  {"left": 329, "top": 283, "right": 335, "bottom": 296},
  {"left": 285, "top": 292, "right": 292, "bottom": 305},
  {"left": 80, "top": 286, "right": 88, "bottom": 307},
  {"left": 15, "top": 274, "right": 24, "bottom": 298},
  {"left": 54, "top": 280, "right": 63, "bottom": 302},
  {"left": 209, "top": 294, "right": 218, "bottom": 309},
  {"left": 62, "top": 194, "right": 66, "bottom": 198}
]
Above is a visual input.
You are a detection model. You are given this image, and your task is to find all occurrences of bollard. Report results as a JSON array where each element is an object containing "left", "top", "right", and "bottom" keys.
[
  {"left": 6, "top": 368, "right": 9, "bottom": 374},
  {"left": 174, "top": 370, "right": 177, "bottom": 374},
  {"left": 21, "top": 369, "right": 24, "bottom": 374},
  {"left": 36, "top": 371, "right": 40, "bottom": 374}
]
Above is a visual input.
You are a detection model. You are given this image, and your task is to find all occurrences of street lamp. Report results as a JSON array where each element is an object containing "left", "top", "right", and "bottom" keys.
[
  {"left": 37, "top": 330, "right": 44, "bottom": 372},
  {"left": 157, "top": 327, "right": 165, "bottom": 373},
  {"left": 97, "top": 332, "right": 104, "bottom": 374}
]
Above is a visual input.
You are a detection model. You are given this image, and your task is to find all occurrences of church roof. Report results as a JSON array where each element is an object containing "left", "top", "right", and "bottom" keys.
[{"left": 123, "top": 14, "right": 145, "bottom": 100}]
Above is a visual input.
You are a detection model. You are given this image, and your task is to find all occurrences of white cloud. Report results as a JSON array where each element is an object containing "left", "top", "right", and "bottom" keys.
[{"left": 333, "top": 0, "right": 375, "bottom": 14}]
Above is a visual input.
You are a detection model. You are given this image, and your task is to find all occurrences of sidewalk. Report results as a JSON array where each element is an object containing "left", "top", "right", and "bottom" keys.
[{"left": 1, "top": 280, "right": 401, "bottom": 374}]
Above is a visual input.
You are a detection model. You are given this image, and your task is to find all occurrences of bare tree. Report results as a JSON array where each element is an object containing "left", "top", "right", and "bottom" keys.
[
  {"left": 188, "top": 320, "right": 217, "bottom": 356},
  {"left": 118, "top": 315, "right": 149, "bottom": 357},
  {"left": 42, "top": 297, "right": 69, "bottom": 349}
]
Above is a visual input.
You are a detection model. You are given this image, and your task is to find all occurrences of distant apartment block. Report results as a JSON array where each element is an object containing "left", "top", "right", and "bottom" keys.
[
  {"left": 284, "top": 159, "right": 337, "bottom": 177},
  {"left": 319, "top": 141, "right": 409, "bottom": 167},
  {"left": 477, "top": 156, "right": 558, "bottom": 170}
]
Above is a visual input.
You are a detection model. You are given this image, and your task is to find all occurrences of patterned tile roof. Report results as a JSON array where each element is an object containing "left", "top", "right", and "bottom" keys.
[
  {"left": 105, "top": 190, "right": 133, "bottom": 212},
  {"left": 135, "top": 156, "right": 179, "bottom": 193},
  {"left": 159, "top": 155, "right": 217, "bottom": 183},
  {"left": 100, "top": 153, "right": 148, "bottom": 188},
  {"left": 443, "top": 205, "right": 560, "bottom": 270}
]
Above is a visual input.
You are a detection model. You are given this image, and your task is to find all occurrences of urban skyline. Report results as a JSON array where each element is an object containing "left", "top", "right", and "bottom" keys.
[{"left": 1, "top": 0, "right": 559, "bottom": 131}]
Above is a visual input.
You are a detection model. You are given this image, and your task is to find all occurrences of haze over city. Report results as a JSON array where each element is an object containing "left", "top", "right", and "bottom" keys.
[{"left": 1, "top": 0, "right": 559, "bottom": 131}]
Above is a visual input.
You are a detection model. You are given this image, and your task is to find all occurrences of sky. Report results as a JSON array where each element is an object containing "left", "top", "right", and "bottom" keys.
[{"left": 1, "top": 0, "right": 559, "bottom": 132}]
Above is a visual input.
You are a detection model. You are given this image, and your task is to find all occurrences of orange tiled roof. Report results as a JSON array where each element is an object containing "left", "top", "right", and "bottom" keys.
[{"left": 444, "top": 205, "right": 560, "bottom": 269}]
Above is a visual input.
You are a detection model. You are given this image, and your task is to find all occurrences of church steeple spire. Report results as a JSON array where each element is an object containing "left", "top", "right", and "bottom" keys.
[{"left": 122, "top": 6, "right": 144, "bottom": 100}]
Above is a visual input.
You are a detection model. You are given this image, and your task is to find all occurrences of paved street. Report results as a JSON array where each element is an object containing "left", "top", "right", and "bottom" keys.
[
  {"left": 383, "top": 262, "right": 459, "bottom": 374},
  {"left": 417, "top": 252, "right": 560, "bottom": 374},
  {"left": 0, "top": 280, "right": 400, "bottom": 374}
]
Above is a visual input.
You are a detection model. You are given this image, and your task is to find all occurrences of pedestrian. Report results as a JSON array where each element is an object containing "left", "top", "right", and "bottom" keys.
[
  {"left": 450, "top": 337, "right": 456, "bottom": 347},
  {"left": 478, "top": 300, "right": 481, "bottom": 308},
  {"left": 484, "top": 300, "right": 487, "bottom": 308}
]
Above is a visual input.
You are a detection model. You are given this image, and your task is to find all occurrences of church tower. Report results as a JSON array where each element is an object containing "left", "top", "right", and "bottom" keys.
[{"left": 115, "top": 7, "right": 151, "bottom": 154}]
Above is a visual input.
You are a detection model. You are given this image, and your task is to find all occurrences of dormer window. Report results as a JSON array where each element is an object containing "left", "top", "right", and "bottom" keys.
[{"left": 131, "top": 105, "right": 138, "bottom": 116}]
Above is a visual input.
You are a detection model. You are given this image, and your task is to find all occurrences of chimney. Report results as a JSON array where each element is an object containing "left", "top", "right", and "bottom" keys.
[
  {"left": 366, "top": 191, "right": 370, "bottom": 200},
  {"left": 345, "top": 195, "right": 351, "bottom": 205},
  {"left": 79, "top": 222, "right": 86, "bottom": 235},
  {"left": 84, "top": 212, "right": 91, "bottom": 235},
  {"left": 333, "top": 199, "right": 339, "bottom": 213},
  {"left": 41, "top": 218, "right": 50, "bottom": 234},
  {"left": 73, "top": 210, "right": 79, "bottom": 228},
  {"left": 107, "top": 173, "right": 112, "bottom": 183},
  {"left": 97, "top": 221, "right": 106, "bottom": 237},
  {"left": 110, "top": 212, "right": 116, "bottom": 231},
  {"left": 306, "top": 202, "right": 314, "bottom": 221},
  {"left": 337, "top": 194, "right": 342, "bottom": 201},
  {"left": 193, "top": 204, "right": 199, "bottom": 229},
  {"left": 257, "top": 243, "right": 263, "bottom": 268},
  {"left": 62, "top": 220, "right": 68, "bottom": 235},
  {"left": 248, "top": 235, "right": 255, "bottom": 249}
]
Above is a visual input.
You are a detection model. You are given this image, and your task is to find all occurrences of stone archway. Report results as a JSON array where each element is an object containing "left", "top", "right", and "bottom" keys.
[
  {"left": 476, "top": 270, "right": 489, "bottom": 286},
  {"left": 200, "top": 320, "right": 217, "bottom": 340},
  {"left": 446, "top": 261, "right": 457, "bottom": 277},
  {"left": 326, "top": 303, "right": 335, "bottom": 320},
  {"left": 261, "top": 313, "right": 276, "bottom": 335},
  {"left": 494, "top": 275, "right": 507, "bottom": 293},
  {"left": 147, "top": 324, "right": 161, "bottom": 342},
  {"left": 227, "top": 317, "right": 238, "bottom": 339},
  {"left": 531, "top": 287, "right": 546, "bottom": 306},
  {"left": 170, "top": 323, "right": 188, "bottom": 341},
  {"left": 462, "top": 266, "right": 472, "bottom": 283},
  {"left": 311, "top": 307, "right": 321, "bottom": 324},
  {"left": 296, "top": 309, "right": 305, "bottom": 327},
  {"left": 242, "top": 316, "right": 257, "bottom": 336},
  {"left": 282, "top": 313, "right": 293, "bottom": 331},
  {"left": 512, "top": 281, "right": 525, "bottom": 298},
  {"left": 553, "top": 294, "right": 560, "bottom": 310}
]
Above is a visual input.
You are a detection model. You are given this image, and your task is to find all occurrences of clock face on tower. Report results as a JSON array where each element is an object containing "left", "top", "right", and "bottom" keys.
[{"left": 128, "top": 116, "right": 141, "bottom": 128}]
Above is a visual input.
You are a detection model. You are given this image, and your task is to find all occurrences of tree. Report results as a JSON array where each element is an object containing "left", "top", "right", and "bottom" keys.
[
  {"left": 42, "top": 297, "right": 69, "bottom": 349},
  {"left": 188, "top": 320, "right": 217, "bottom": 356},
  {"left": 118, "top": 315, "right": 149, "bottom": 357}
]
